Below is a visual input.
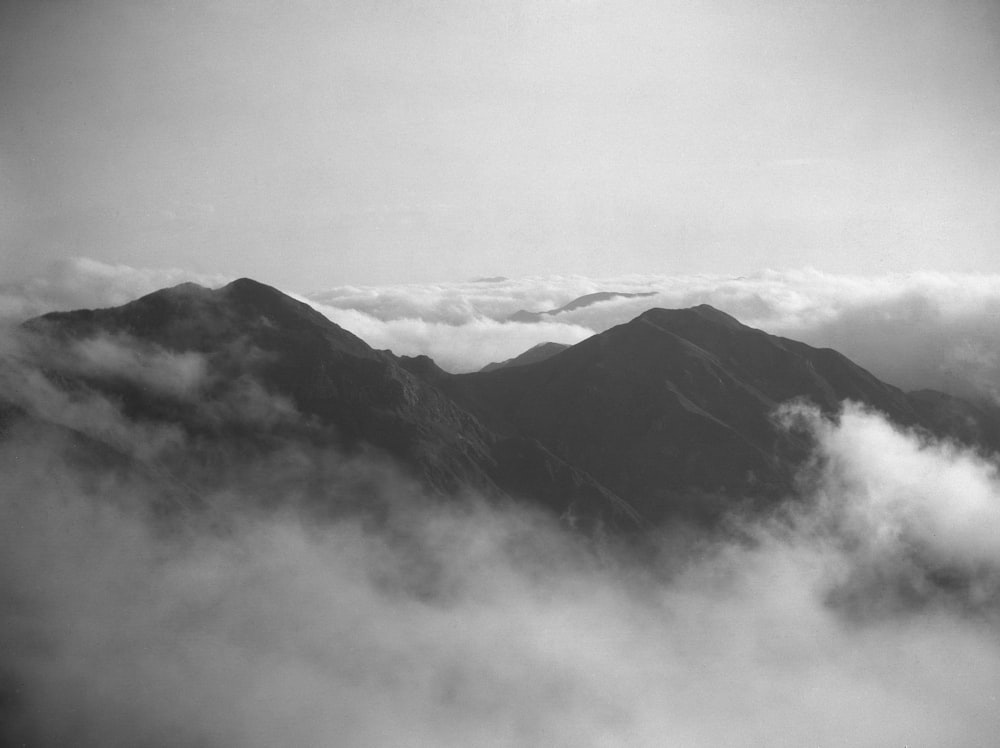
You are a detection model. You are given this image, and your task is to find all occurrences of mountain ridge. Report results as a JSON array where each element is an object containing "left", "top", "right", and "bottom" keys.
[
  {"left": 13, "top": 279, "right": 639, "bottom": 529},
  {"left": 10, "top": 278, "right": 999, "bottom": 529}
]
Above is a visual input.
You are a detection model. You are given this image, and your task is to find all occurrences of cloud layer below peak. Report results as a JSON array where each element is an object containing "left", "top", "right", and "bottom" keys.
[{"left": 308, "top": 270, "right": 1000, "bottom": 400}]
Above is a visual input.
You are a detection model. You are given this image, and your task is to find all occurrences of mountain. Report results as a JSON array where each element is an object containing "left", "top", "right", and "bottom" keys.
[
  {"left": 508, "top": 291, "right": 656, "bottom": 323},
  {"left": 9, "top": 280, "right": 999, "bottom": 530},
  {"left": 480, "top": 342, "right": 570, "bottom": 373},
  {"left": 14, "top": 279, "right": 638, "bottom": 527},
  {"left": 441, "top": 305, "right": 1000, "bottom": 523}
]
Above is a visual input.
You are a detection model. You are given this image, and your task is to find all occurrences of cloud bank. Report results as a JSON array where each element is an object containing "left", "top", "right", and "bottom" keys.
[
  {"left": 0, "top": 257, "right": 229, "bottom": 325},
  {"left": 309, "top": 270, "right": 1000, "bottom": 400},
  {"left": 2, "top": 319, "right": 1000, "bottom": 747}
]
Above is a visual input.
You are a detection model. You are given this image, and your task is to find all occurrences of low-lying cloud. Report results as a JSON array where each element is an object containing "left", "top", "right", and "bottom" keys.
[
  {"left": 0, "top": 257, "right": 229, "bottom": 324},
  {"left": 3, "top": 326, "right": 1000, "bottom": 747},
  {"left": 312, "top": 306, "right": 595, "bottom": 373},
  {"left": 309, "top": 270, "right": 1000, "bottom": 401}
]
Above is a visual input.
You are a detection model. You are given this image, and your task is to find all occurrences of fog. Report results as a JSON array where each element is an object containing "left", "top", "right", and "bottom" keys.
[{"left": 3, "top": 327, "right": 1000, "bottom": 746}]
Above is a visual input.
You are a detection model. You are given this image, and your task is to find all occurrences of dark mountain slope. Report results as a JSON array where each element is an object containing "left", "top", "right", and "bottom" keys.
[
  {"left": 18, "top": 279, "right": 637, "bottom": 526},
  {"left": 444, "top": 305, "right": 994, "bottom": 523}
]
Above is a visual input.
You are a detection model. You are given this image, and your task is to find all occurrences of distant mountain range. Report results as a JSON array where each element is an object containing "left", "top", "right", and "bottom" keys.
[
  {"left": 480, "top": 342, "right": 569, "bottom": 373},
  {"left": 6, "top": 278, "right": 998, "bottom": 530},
  {"left": 507, "top": 291, "right": 657, "bottom": 323}
]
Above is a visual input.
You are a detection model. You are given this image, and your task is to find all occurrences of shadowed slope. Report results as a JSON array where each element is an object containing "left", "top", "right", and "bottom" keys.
[
  {"left": 18, "top": 279, "right": 638, "bottom": 527},
  {"left": 446, "top": 304, "right": 995, "bottom": 523}
]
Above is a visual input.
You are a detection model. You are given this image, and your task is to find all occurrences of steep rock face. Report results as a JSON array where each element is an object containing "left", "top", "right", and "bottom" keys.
[{"left": 20, "top": 279, "right": 637, "bottom": 525}]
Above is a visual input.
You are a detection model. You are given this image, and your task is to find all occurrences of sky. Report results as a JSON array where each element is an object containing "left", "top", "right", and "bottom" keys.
[{"left": 2, "top": 0, "right": 999, "bottom": 290}]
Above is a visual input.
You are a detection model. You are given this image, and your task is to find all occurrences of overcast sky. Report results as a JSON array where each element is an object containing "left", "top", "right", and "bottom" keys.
[{"left": 2, "top": 0, "right": 998, "bottom": 290}]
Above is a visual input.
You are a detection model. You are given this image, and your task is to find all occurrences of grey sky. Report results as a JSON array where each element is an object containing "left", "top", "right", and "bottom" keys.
[{"left": 2, "top": 0, "right": 998, "bottom": 290}]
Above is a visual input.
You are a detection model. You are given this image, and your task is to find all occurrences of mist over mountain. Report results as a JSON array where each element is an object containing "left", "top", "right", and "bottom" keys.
[{"left": 4, "top": 277, "right": 1000, "bottom": 746}]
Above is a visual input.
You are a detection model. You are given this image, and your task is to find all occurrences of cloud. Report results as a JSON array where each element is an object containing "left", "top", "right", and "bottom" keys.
[
  {"left": 3, "top": 351, "right": 1000, "bottom": 748},
  {"left": 310, "top": 305, "right": 595, "bottom": 373},
  {"left": 0, "top": 337, "right": 189, "bottom": 462},
  {"left": 62, "top": 335, "right": 210, "bottom": 399},
  {"left": 0, "top": 326, "right": 304, "bottom": 469},
  {"left": 781, "top": 402, "right": 1000, "bottom": 615},
  {"left": 308, "top": 270, "right": 1000, "bottom": 397},
  {"left": 0, "top": 257, "right": 229, "bottom": 325}
]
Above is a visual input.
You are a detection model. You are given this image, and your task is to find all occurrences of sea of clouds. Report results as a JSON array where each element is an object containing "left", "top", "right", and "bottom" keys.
[
  {"left": 2, "top": 287, "right": 1000, "bottom": 746},
  {"left": 307, "top": 270, "right": 1000, "bottom": 402}
]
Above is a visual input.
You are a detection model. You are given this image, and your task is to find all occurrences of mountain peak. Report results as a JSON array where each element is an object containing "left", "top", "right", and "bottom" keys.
[
  {"left": 29, "top": 276, "right": 377, "bottom": 360},
  {"left": 444, "top": 299, "right": 951, "bottom": 522},
  {"left": 222, "top": 277, "right": 278, "bottom": 296},
  {"left": 638, "top": 304, "right": 746, "bottom": 333},
  {"left": 220, "top": 277, "right": 303, "bottom": 311}
]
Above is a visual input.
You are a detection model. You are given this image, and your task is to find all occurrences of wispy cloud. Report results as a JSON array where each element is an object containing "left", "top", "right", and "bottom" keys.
[
  {"left": 0, "top": 257, "right": 229, "bottom": 325},
  {"left": 2, "top": 377, "right": 1000, "bottom": 745}
]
